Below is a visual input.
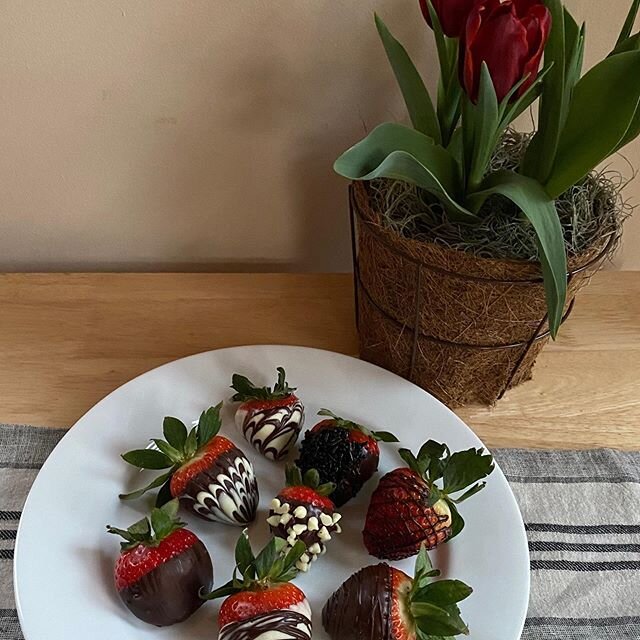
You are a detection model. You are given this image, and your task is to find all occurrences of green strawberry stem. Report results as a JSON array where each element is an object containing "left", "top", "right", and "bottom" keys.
[
  {"left": 201, "top": 531, "right": 306, "bottom": 600},
  {"left": 231, "top": 367, "right": 296, "bottom": 402},
  {"left": 285, "top": 464, "right": 335, "bottom": 496},
  {"left": 399, "top": 440, "right": 494, "bottom": 540},
  {"left": 317, "top": 409, "right": 399, "bottom": 443},
  {"left": 106, "top": 499, "right": 185, "bottom": 550},
  {"left": 118, "top": 403, "right": 223, "bottom": 501},
  {"left": 409, "top": 544, "right": 472, "bottom": 637}
]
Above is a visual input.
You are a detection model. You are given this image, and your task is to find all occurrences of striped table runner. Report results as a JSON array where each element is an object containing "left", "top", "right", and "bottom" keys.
[{"left": 1, "top": 425, "right": 639, "bottom": 639}]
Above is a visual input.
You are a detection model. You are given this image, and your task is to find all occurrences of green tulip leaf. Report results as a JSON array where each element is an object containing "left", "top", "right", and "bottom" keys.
[
  {"left": 545, "top": 51, "right": 640, "bottom": 199},
  {"left": 562, "top": 9, "right": 585, "bottom": 92},
  {"left": 375, "top": 14, "right": 441, "bottom": 144},
  {"left": 465, "top": 63, "right": 499, "bottom": 192},
  {"left": 610, "top": 32, "right": 640, "bottom": 56},
  {"left": 616, "top": 0, "right": 640, "bottom": 46},
  {"left": 617, "top": 103, "right": 640, "bottom": 152},
  {"left": 334, "top": 123, "right": 478, "bottom": 223},
  {"left": 521, "top": 0, "right": 567, "bottom": 183},
  {"left": 468, "top": 171, "right": 567, "bottom": 337}
]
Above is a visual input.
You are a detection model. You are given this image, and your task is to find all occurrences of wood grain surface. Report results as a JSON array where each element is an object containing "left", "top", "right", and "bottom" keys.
[{"left": 1, "top": 272, "right": 638, "bottom": 450}]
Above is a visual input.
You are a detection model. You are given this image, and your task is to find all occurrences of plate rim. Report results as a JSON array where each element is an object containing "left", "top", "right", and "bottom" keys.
[{"left": 14, "top": 344, "right": 530, "bottom": 639}]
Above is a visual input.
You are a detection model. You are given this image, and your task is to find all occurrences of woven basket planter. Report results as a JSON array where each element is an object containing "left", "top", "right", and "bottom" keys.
[{"left": 350, "top": 181, "right": 615, "bottom": 407}]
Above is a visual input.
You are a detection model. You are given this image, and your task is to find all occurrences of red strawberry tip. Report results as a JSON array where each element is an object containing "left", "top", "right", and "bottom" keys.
[{"left": 112, "top": 527, "right": 200, "bottom": 591}]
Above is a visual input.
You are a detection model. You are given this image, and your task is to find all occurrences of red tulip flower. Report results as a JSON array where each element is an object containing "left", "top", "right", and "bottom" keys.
[
  {"left": 419, "top": 0, "right": 479, "bottom": 38},
  {"left": 461, "top": 0, "right": 551, "bottom": 103}
]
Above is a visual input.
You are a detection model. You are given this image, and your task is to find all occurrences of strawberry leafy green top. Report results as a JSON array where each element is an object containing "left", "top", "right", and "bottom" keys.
[
  {"left": 399, "top": 440, "right": 494, "bottom": 539},
  {"left": 408, "top": 543, "right": 472, "bottom": 638},
  {"left": 285, "top": 464, "right": 335, "bottom": 497},
  {"left": 317, "top": 409, "right": 399, "bottom": 443},
  {"left": 231, "top": 367, "right": 296, "bottom": 402},
  {"left": 202, "top": 530, "right": 306, "bottom": 600},
  {"left": 119, "top": 403, "right": 223, "bottom": 504},
  {"left": 106, "top": 499, "right": 185, "bottom": 551}
]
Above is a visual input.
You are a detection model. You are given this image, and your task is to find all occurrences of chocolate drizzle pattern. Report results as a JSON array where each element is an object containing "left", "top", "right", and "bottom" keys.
[
  {"left": 181, "top": 449, "right": 259, "bottom": 525},
  {"left": 219, "top": 609, "right": 312, "bottom": 640},
  {"left": 237, "top": 401, "right": 304, "bottom": 460},
  {"left": 322, "top": 563, "right": 393, "bottom": 640}
]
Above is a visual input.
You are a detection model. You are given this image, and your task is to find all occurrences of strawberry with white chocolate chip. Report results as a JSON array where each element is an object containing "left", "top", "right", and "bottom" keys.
[
  {"left": 231, "top": 367, "right": 304, "bottom": 460},
  {"left": 120, "top": 403, "right": 259, "bottom": 526},
  {"left": 202, "top": 531, "right": 312, "bottom": 640},
  {"left": 267, "top": 465, "right": 342, "bottom": 571}
]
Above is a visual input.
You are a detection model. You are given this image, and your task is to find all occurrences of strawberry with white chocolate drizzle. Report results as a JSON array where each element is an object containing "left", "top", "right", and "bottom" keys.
[
  {"left": 231, "top": 367, "right": 304, "bottom": 460},
  {"left": 120, "top": 403, "right": 259, "bottom": 526},
  {"left": 267, "top": 464, "right": 342, "bottom": 572},
  {"left": 202, "top": 531, "right": 312, "bottom": 640}
]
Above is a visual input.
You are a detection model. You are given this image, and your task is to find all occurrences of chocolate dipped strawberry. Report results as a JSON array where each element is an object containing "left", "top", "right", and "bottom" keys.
[
  {"left": 120, "top": 403, "right": 259, "bottom": 526},
  {"left": 323, "top": 544, "right": 472, "bottom": 639},
  {"left": 203, "top": 531, "right": 312, "bottom": 640},
  {"left": 267, "top": 464, "right": 342, "bottom": 571},
  {"left": 363, "top": 440, "right": 494, "bottom": 560},
  {"left": 106, "top": 499, "right": 213, "bottom": 626},
  {"left": 231, "top": 367, "right": 304, "bottom": 460},
  {"left": 296, "top": 409, "right": 398, "bottom": 507}
]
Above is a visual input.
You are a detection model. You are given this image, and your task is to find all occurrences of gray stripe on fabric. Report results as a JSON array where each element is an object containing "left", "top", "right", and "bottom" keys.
[
  {"left": 0, "top": 425, "right": 66, "bottom": 467},
  {"left": 530, "top": 541, "right": 640, "bottom": 553},
  {"left": 531, "top": 560, "right": 640, "bottom": 571},
  {"left": 527, "top": 617, "right": 640, "bottom": 627},
  {"left": 508, "top": 475, "right": 640, "bottom": 484},
  {"left": 526, "top": 523, "right": 640, "bottom": 534},
  {"left": 493, "top": 448, "right": 640, "bottom": 483}
]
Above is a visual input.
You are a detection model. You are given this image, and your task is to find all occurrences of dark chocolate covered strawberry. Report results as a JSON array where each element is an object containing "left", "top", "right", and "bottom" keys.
[
  {"left": 203, "top": 531, "right": 311, "bottom": 640},
  {"left": 363, "top": 440, "right": 494, "bottom": 560},
  {"left": 120, "top": 403, "right": 259, "bottom": 526},
  {"left": 231, "top": 367, "right": 304, "bottom": 460},
  {"left": 267, "top": 464, "right": 342, "bottom": 571},
  {"left": 296, "top": 409, "right": 398, "bottom": 507},
  {"left": 323, "top": 544, "right": 472, "bottom": 639},
  {"left": 106, "top": 499, "right": 213, "bottom": 626}
]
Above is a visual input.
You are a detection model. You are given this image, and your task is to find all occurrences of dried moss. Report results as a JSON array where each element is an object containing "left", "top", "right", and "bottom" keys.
[{"left": 369, "top": 130, "right": 632, "bottom": 262}]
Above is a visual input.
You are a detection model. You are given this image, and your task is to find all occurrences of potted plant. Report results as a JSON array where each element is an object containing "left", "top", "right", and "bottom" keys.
[{"left": 335, "top": 0, "right": 638, "bottom": 407}]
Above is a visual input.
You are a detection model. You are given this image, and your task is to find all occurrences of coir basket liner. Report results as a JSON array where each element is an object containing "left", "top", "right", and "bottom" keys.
[{"left": 350, "top": 181, "right": 614, "bottom": 407}]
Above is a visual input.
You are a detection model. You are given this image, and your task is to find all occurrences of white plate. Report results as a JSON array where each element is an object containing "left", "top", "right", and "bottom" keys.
[{"left": 15, "top": 345, "right": 529, "bottom": 640}]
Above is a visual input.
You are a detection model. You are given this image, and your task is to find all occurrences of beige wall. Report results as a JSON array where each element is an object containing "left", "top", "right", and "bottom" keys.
[{"left": 0, "top": 1, "right": 637, "bottom": 272}]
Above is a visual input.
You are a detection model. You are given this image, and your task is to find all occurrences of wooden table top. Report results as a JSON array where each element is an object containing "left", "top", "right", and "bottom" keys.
[{"left": 1, "top": 272, "right": 638, "bottom": 450}]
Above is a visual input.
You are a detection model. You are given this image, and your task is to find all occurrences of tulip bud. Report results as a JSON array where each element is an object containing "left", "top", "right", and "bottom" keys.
[
  {"left": 460, "top": 0, "right": 551, "bottom": 103},
  {"left": 419, "top": 0, "right": 479, "bottom": 38}
]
